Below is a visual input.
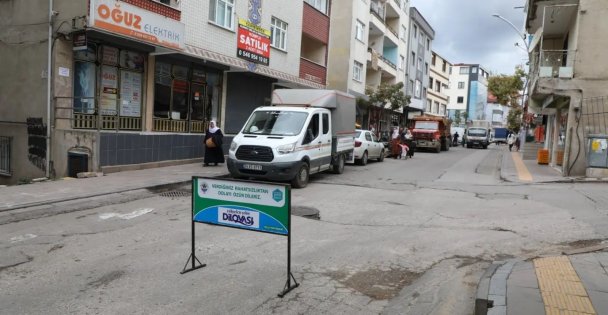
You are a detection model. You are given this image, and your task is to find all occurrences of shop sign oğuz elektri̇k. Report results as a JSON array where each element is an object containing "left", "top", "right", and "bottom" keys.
[
  {"left": 89, "top": 0, "right": 185, "bottom": 50},
  {"left": 236, "top": 18, "right": 270, "bottom": 66},
  {"left": 193, "top": 178, "right": 289, "bottom": 235}
]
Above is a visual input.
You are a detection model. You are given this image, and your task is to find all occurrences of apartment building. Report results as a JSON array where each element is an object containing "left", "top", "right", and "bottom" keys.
[
  {"left": 404, "top": 7, "right": 434, "bottom": 120},
  {"left": 327, "top": 0, "right": 411, "bottom": 133},
  {"left": 525, "top": 0, "right": 608, "bottom": 177},
  {"left": 446, "top": 64, "right": 490, "bottom": 124},
  {"left": 426, "top": 51, "right": 451, "bottom": 117},
  {"left": 0, "top": 0, "right": 330, "bottom": 184}
]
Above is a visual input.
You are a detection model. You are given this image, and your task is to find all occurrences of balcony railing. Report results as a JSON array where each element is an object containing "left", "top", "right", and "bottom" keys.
[
  {"left": 370, "top": 1, "right": 385, "bottom": 21},
  {"left": 532, "top": 50, "right": 576, "bottom": 79},
  {"left": 381, "top": 56, "right": 397, "bottom": 70}
]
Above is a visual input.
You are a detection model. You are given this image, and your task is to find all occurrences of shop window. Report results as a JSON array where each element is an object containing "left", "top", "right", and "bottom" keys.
[
  {"left": 73, "top": 43, "right": 144, "bottom": 129},
  {"left": 153, "top": 61, "right": 222, "bottom": 132}
]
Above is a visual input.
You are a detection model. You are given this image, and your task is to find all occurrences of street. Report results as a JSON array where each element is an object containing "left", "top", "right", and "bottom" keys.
[{"left": 2, "top": 145, "right": 608, "bottom": 315}]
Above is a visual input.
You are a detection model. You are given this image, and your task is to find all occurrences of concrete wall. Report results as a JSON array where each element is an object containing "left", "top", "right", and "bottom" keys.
[
  {"left": 575, "top": 0, "right": 608, "bottom": 79},
  {"left": 326, "top": 0, "right": 355, "bottom": 92}
]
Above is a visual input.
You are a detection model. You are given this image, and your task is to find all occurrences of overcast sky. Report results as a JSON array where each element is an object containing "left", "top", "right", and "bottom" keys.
[{"left": 411, "top": 0, "right": 528, "bottom": 75}]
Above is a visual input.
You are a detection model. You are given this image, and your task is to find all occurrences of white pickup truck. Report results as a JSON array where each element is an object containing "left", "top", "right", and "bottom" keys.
[{"left": 227, "top": 89, "right": 356, "bottom": 188}]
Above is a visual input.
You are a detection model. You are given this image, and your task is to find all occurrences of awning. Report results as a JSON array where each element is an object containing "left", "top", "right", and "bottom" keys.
[{"left": 184, "top": 45, "right": 324, "bottom": 89}]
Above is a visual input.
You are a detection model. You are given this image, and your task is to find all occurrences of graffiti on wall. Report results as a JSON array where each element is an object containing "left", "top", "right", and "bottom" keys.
[{"left": 26, "top": 118, "right": 47, "bottom": 172}]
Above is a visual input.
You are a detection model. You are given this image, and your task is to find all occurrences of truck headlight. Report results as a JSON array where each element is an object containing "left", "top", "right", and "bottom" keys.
[
  {"left": 277, "top": 143, "right": 296, "bottom": 154},
  {"left": 229, "top": 141, "right": 238, "bottom": 151}
]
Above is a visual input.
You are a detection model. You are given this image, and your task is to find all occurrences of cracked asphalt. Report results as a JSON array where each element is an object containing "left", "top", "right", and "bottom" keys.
[{"left": 1, "top": 145, "right": 608, "bottom": 314}]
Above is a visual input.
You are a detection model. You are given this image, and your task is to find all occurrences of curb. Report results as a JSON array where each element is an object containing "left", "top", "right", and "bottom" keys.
[
  {"left": 475, "top": 262, "right": 501, "bottom": 315},
  {"left": 475, "top": 260, "right": 517, "bottom": 315}
]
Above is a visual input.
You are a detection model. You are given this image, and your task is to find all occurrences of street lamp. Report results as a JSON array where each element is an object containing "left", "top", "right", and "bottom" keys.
[{"left": 492, "top": 14, "right": 529, "bottom": 51}]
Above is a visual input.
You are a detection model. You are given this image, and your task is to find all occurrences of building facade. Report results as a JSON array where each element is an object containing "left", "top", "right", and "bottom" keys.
[
  {"left": 446, "top": 64, "right": 490, "bottom": 124},
  {"left": 0, "top": 0, "right": 329, "bottom": 185},
  {"left": 426, "top": 51, "right": 451, "bottom": 117},
  {"left": 327, "top": 0, "right": 411, "bottom": 134},
  {"left": 526, "top": 0, "right": 608, "bottom": 177},
  {"left": 404, "top": 7, "right": 435, "bottom": 120}
]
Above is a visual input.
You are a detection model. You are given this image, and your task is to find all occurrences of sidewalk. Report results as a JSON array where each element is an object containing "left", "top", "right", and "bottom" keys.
[
  {"left": 0, "top": 162, "right": 229, "bottom": 212},
  {"left": 475, "top": 148, "right": 608, "bottom": 314},
  {"left": 476, "top": 249, "right": 608, "bottom": 315}
]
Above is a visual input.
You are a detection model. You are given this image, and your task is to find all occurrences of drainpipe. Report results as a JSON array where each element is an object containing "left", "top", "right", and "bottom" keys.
[{"left": 46, "top": 0, "right": 53, "bottom": 178}]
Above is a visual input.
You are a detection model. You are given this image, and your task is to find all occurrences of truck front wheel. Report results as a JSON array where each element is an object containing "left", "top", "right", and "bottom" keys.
[
  {"left": 292, "top": 163, "right": 310, "bottom": 188},
  {"left": 332, "top": 154, "right": 345, "bottom": 174}
]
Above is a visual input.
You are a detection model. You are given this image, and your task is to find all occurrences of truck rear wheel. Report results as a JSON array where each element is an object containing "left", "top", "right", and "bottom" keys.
[
  {"left": 292, "top": 163, "right": 309, "bottom": 188},
  {"left": 332, "top": 154, "right": 345, "bottom": 174}
]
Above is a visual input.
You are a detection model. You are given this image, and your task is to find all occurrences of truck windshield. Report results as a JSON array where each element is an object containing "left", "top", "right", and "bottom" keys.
[
  {"left": 243, "top": 111, "right": 309, "bottom": 136},
  {"left": 468, "top": 128, "right": 487, "bottom": 136},
  {"left": 414, "top": 121, "right": 439, "bottom": 130}
]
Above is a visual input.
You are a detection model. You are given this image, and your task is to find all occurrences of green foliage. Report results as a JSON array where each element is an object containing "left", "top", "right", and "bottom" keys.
[
  {"left": 362, "top": 82, "right": 411, "bottom": 111},
  {"left": 507, "top": 106, "right": 523, "bottom": 133},
  {"left": 488, "top": 67, "right": 526, "bottom": 107}
]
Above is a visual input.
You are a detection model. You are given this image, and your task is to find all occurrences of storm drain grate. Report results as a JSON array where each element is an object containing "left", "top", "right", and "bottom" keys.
[{"left": 158, "top": 190, "right": 191, "bottom": 198}]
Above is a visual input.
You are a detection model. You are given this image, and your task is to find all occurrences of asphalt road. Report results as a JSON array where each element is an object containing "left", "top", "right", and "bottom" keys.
[{"left": 2, "top": 145, "right": 608, "bottom": 314}]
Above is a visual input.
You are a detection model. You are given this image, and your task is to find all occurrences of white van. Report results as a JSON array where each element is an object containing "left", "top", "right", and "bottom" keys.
[{"left": 227, "top": 89, "right": 356, "bottom": 188}]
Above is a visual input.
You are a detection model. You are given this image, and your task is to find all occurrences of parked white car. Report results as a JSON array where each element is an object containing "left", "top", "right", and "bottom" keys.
[{"left": 354, "top": 129, "right": 385, "bottom": 165}]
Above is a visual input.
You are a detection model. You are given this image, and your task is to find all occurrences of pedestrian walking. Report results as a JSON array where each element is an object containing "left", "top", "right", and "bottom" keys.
[
  {"left": 204, "top": 120, "right": 225, "bottom": 166},
  {"left": 452, "top": 132, "right": 459, "bottom": 147},
  {"left": 507, "top": 133, "right": 516, "bottom": 151},
  {"left": 390, "top": 126, "right": 401, "bottom": 158},
  {"left": 515, "top": 133, "right": 521, "bottom": 151}
]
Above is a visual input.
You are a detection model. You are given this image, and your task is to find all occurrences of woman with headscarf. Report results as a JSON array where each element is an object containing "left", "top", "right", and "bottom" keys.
[
  {"left": 204, "top": 120, "right": 225, "bottom": 166},
  {"left": 390, "top": 126, "right": 402, "bottom": 158}
]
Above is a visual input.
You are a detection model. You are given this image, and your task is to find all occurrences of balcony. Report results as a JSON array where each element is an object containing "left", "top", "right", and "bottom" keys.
[
  {"left": 536, "top": 50, "right": 576, "bottom": 79},
  {"left": 303, "top": 2, "right": 330, "bottom": 44},
  {"left": 300, "top": 58, "right": 326, "bottom": 85},
  {"left": 370, "top": 1, "right": 386, "bottom": 22},
  {"left": 367, "top": 48, "right": 397, "bottom": 80}
]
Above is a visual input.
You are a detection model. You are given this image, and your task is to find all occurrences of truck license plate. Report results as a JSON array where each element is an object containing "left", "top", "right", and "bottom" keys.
[{"left": 243, "top": 164, "right": 262, "bottom": 171}]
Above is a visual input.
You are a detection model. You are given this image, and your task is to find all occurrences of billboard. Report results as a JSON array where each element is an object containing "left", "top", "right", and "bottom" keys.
[
  {"left": 193, "top": 178, "right": 289, "bottom": 235},
  {"left": 89, "top": 0, "right": 185, "bottom": 50},
  {"left": 236, "top": 18, "right": 271, "bottom": 66}
]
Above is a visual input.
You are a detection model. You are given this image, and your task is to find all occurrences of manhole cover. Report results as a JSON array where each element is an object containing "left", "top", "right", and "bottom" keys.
[
  {"left": 292, "top": 206, "right": 320, "bottom": 220},
  {"left": 158, "top": 190, "right": 191, "bottom": 198}
]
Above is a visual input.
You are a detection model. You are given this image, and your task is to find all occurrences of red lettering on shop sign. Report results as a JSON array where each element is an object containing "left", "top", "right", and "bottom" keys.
[{"left": 98, "top": 4, "right": 142, "bottom": 30}]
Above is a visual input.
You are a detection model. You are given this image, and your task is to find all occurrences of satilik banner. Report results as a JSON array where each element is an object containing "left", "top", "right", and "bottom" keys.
[{"left": 236, "top": 18, "right": 270, "bottom": 66}]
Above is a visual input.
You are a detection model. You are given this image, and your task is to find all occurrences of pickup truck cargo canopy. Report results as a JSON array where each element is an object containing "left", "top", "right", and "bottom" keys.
[{"left": 271, "top": 89, "right": 355, "bottom": 109}]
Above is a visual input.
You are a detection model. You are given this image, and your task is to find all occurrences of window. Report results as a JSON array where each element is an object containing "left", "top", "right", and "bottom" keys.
[
  {"left": 457, "top": 96, "right": 464, "bottom": 103},
  {"left": 425, "top": 62, "right": 429, "bottom": 74},
  {"left": 365, "top": 132, "right": 372, "bottom": 142},
  {"left": 322, "top": 113, "right": 329, "bottom": 134},
  {"left": 431, "top": 54, "right": 436, "bottom": 66},
  {"left": 435, "top": 80, "right": 441, "bottom": 92},
  {"left": 429, "top": 77, "right": 433, "bottom": 89},
  {"left": 158, "top": 0, "right": 170, "bottom": 5},
  {"left": 411, "top": 52, "right": 416, "bottom": 66},
  {"left": 433, "top": 101, "right": 439, "bottom": 113},
  {"left": 353, "top": 61, "right": 363, "bottom": 81},
  {"left": 355, "top": 20, "right": 365, "bottom": 41},
  {"left": 303, "top": 113, "right": 320, "bottom": 144},
  {"left": 305, "top": 0, "right": 327, "bottom": 14},
  {"left": 409, "top": 80, "right": 414, "bottom": 94},
  {"left": 413, "top": 25, "right": 417, "bottom": 38},
  {"left": 0, "top": 136, "right": 11, "bottom": 176},
  {"left": 442, "top": 61, "right": 447, "bottom": 72},
  {"left": 458, "top": 81, "right": 465, "bottom": 89},
  {"left": 423, "top": 87, "right": 427, "bottom": 98},
  {"left": 459, "top": 67, "right": 469, "bottom": 74},
  {"left": 472, "top": 67, "right": 478, "bottom": 74},
  {"left": 414, "top": 80, "right": 421, "bottom": 98},
  {"left": 209, "top": 0, "right": 234, "bottom": 29},
  {"left": 399, "top": 55, "right": 405, "bottom": 70},
  {"left": 426, "top": 38, "right": 430, "bottom": 51},
  {"left": 271, "top": 17, "right": 288, "bottom": 51},
  {"left": 417, "top": 58, "right": 422, "bottom": 71},
  {"left": 400, "top": 25, "right": 407, "bottom": 41},
  {"left": 426, "top": 100, "right": 431, "bottom": 112}
]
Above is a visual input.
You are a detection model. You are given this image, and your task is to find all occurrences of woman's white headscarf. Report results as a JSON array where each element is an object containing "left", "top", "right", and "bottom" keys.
[
  {"left": 208, "top": 120, "right": 219, "bottom": 134},
  {"left": 391, "top": 127, "right": 399, "bottom": 139}
]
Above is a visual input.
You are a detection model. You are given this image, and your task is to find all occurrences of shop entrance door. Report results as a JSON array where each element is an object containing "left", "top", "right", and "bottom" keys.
[{"left": 190, "top": 84, "right": 208, "bottom": 132}]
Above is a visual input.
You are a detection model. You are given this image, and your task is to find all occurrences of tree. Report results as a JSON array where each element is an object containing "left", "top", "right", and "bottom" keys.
[
  {"left": 507, "top": 106, "right": 523, "bottom": 133},
  {"left": 360, "top": 82, "right": 411, "bottom": 111},
  {"left": 488, "top": 67, "right": 526, "bottom": 107}
]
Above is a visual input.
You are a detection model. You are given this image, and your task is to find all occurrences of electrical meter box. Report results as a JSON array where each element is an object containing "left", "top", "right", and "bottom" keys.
[{"left": 587, "top": 134, "right": 608, "bottom": 168}]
